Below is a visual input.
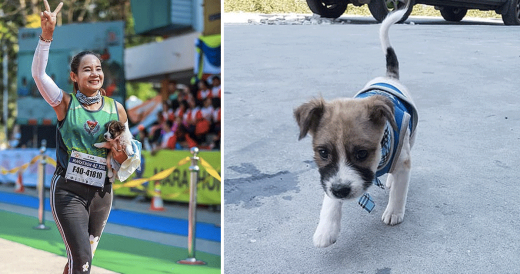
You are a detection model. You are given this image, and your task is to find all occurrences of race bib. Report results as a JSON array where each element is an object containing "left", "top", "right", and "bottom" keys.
[{"left": 65, "top": 150, "right": 107, "bottom": 187}]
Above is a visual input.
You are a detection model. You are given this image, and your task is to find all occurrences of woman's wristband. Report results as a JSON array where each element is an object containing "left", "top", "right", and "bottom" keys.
[{"left": 39, "top": 35, "right": 53, "bottom": 43}]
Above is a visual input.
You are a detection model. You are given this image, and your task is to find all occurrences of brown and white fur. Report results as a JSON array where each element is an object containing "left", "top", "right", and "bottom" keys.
[
  {"left": 294, "top": 7, "right": 416, "bottom": 248},
  {"left": 94, "top": 120, "right": 134, "bottom": 182}
]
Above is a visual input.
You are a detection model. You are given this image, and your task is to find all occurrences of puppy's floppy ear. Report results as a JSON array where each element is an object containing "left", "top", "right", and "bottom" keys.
[
  {"left": 368, "top": 95, "right": 397, "bottom": 131},
  {"left": 116, "top": 121, "right": 125, "bottom": 132},
  {"left": 294, "top": 98, "right": 325, "bottom": 140}
]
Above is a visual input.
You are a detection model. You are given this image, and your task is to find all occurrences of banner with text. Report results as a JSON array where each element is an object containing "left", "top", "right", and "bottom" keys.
[{"left": 113, "top": 150, "right": 221, "bottom": 205}]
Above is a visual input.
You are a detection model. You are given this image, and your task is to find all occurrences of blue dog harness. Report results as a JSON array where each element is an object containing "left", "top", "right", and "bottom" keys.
[{"left": 354, "top": 81, "right": 418, "bottom": 213}]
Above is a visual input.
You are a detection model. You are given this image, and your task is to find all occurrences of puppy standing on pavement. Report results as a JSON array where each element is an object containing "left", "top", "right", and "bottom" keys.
[{"left": 294, "top": 7, "right": 418, "bottom": 248}]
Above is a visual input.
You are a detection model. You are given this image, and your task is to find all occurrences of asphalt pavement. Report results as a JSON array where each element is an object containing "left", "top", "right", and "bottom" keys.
[{"left": 223, "top": 13, "right": 520, "bottom": 274}]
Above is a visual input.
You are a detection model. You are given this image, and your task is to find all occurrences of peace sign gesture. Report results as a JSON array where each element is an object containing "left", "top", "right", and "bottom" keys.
[{"left": 40, "top": 0, "right": 63, "bottom": 41}]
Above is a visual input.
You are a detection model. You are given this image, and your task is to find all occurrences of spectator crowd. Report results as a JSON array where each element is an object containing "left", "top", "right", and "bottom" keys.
[{"left": 135, "top": 76, "right": 221, "bottom": 153}]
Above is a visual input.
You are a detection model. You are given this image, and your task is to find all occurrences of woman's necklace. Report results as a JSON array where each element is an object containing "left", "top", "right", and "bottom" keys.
[{"left": 76, "top": 90, "right": 101, "bottom": 105}]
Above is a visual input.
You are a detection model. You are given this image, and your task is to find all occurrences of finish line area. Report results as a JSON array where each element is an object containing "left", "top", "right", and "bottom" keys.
[{"left": 0, "top": 184, "right": 221, "bottom": 274}]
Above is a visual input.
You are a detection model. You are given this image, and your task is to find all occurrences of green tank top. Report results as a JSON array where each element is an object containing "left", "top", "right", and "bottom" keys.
[{"left": 57, "top": 93, "right": 119, "bottom": 167}]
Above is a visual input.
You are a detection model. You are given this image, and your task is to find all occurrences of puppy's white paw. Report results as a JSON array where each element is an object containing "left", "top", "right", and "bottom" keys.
[
  {"left": 108, "top": 173, "right": 116, "bottom": 183},
  {"left": 385, "top": 174, "right": 394, "bottom": 189},
  {"left": 125, "top": 145, "right": 134, "bottom": 156},
  {"left": 93, "top": 143, "right": 103, "bottom": 148},
  {"left": 382, "top": 207, "right": 404, "bottom": 225},
  {"left": 313, "top": 223, "right": 340, "bottom": 248}
]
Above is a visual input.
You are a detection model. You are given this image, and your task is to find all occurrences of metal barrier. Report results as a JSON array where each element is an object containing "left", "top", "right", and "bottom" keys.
[
  {"left": 177, "top": 147, "right": 206, "bottom": 265},
  {"left": 34, "top": 140, "right": 50, "bottom": 230}
]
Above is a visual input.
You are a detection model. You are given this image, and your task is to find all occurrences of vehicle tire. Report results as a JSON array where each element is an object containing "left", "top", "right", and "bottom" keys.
[
  {"left": 368, "top": 0, "right": 414, "bottom": 23},
  {"left": 502, "top": 0, "right": 520, "bottom": 25},
  {"left": 439, "top": 7, "right": 468, "bottom": 22},
  {"left": 306, "top": 0, "right": 349, "bottom": 18}
]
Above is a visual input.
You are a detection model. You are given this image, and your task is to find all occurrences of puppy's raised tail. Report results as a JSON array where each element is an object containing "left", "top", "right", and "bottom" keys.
[{"left": 380, "top": 4, "right": 409, "bottom": 79}]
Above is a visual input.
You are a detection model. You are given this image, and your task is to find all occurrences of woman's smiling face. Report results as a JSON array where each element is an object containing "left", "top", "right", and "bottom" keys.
[{"left": 71, "top": 54, "right": 104, "bottom": 95}]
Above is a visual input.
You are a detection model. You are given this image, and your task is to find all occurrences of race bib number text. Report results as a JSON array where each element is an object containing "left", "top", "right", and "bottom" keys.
[{"left": 65, "top": 150, "right": 107, "bottom": 187}]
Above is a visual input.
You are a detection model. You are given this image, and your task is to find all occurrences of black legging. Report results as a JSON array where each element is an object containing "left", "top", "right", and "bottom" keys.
[{"left": 50, "top": 173, "right": 112, "bottom": 274}]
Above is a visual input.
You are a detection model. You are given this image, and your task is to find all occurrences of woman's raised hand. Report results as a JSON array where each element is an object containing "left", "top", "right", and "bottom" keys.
[{"left": 40, "top": 0, "right": 63, "bottom": 41}]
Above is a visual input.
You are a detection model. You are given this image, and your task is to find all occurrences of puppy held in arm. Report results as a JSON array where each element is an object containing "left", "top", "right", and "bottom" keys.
[
  {"left": 294, "top": 7, "right": 418, "bottom": 248},
  {"left": 94, "top": 120, "right": 134, "bottom": 183}
]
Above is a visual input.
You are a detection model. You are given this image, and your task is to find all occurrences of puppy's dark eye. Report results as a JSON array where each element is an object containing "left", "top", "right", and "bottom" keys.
[
  {"left": 318, "top": 149, "right": 329, "bottom": 160},
  {"left": 355, "top": 150, "right": 368, "bottom": 161}
]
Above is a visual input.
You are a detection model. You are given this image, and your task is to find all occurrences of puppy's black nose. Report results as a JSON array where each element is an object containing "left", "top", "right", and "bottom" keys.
[{"left": 331, "top": 184, "right": 350, "bottom": 199}]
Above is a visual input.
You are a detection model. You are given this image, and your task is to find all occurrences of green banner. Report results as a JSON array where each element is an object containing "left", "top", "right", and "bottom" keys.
[{"left": 113, "top": 150, "right": 221, "bottom": 205}]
